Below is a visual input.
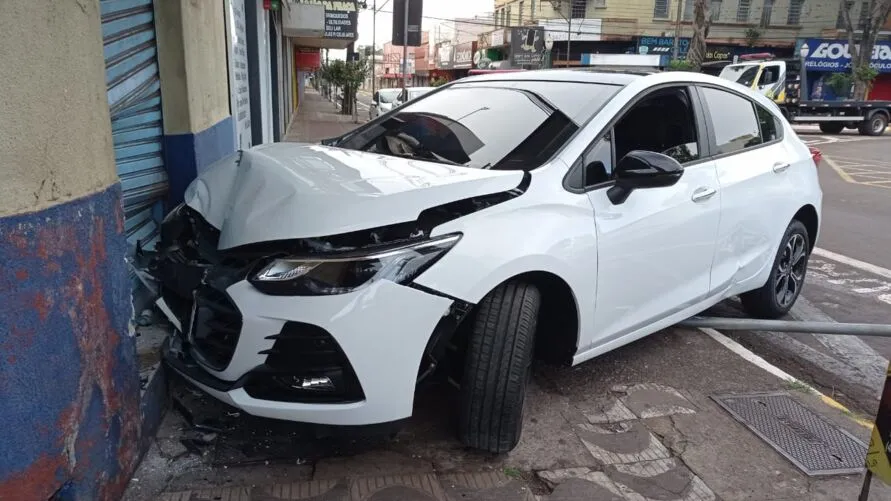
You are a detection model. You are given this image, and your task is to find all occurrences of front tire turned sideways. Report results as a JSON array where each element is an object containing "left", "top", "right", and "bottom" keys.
[
  {"left": 741, "top": 220, "right": 811, "bottom": 319},
  {"left": 458, "top": 281, "right": 541, "bottom": 454}
]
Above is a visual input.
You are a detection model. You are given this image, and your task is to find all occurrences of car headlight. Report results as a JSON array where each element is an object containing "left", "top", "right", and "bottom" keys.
[{"left": 249, "top": 233, "right": 461, "bottom": 296}]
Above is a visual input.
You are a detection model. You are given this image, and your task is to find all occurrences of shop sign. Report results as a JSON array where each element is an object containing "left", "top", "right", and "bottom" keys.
[
  {"left": 437, "top": 44, "right": 454, "bottom": 70},
  {"left": 295, "top": 48, "right": 321, "bottom": 70},
  {"left": 298, "top": 0, "right": 358, "bottom": 39},
  {"left": 510, "top": 27, "right": 546, "bottom": 68},
  {"left": 226, "top": 0, "right": 251, "bottom": 150},
  {"left": 454, "top": 42, "right": 476, "bottom": 69},
  {"left": 491, "top": 28, "right": 505, "bottom": 47},
  {"left": 799, "top": 39, "right": 891, "bottom": 73},
  {"left": 538, "top": 19, "right": 602, "bottom": 42}
]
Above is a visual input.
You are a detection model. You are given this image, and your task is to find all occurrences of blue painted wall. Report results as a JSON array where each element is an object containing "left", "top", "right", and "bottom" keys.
[
  {"left": 163, "top": 116, "right": 236, "bottom": 205},
  {"left": 0, "top": 184, "right": 140, "bottom": 501}
]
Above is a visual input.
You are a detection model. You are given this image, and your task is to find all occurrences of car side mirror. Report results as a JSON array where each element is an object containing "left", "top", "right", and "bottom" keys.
[{"left": 607, "top": 150, "right": 684, "bottom": 205}]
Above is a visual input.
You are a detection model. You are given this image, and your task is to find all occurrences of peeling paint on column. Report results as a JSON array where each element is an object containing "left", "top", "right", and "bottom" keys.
[{"left": 0, "top": 184, "right": 141, "bottom": 501}]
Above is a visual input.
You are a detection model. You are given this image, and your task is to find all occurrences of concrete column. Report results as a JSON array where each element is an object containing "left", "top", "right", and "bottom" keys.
[
  {"left": 0, "top": 2, "right": 141, "bottom": 501},
  {"left": 154, "top": 0, "right": 236, "bottom": 204}
]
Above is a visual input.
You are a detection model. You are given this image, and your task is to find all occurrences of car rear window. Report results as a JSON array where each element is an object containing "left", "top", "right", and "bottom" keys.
[{"left": 336, "top": 81, "right": 620, "bottom": 171}]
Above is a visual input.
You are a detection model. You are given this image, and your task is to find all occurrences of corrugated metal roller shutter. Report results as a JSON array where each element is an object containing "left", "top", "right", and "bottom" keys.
[{"left": 101, "top": 0, "right": 168, "bottom": 253}]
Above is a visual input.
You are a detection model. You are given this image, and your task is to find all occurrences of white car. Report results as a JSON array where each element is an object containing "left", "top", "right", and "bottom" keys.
[
  {"left": 395, "top": 86, "right": 435, "bottom": 106},
  {"left": 154, "top": 70, "right": 821, "bottom": 454},
  {"left": 368, "top": 89, "right": 400, "bottom": 120}
]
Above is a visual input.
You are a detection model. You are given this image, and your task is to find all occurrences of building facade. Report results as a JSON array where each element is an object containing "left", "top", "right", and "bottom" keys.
[{"left": 0, "top": 1, "right": 354, "bottom": 500}]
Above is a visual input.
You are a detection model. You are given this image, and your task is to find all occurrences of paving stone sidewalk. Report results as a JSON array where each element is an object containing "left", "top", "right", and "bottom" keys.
[{"left": 283, "top": 87, "right": 363, "bottom": 144}]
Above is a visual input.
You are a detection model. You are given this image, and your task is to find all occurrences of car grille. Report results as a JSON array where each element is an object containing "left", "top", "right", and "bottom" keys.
[
  {"left": 189, "top": 285, "right": 243, "bottom": 371},
  {"left": 243, "top": 321, "right": 365, "bottom": 403}
]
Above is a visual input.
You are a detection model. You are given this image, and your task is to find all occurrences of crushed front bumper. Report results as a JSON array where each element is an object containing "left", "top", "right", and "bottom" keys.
[{"left": 161, "top": 277, "right": 455, "bottom": 426}]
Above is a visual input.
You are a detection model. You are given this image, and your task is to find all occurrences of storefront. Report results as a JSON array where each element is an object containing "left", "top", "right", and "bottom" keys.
[
  {"left": 796, "top": 38, "right": 891, "bottom": 101},
  {"left": 451, "top": 41, "right": 477, "bottom": 78},
  {"left": 635, "top": 36, "right": 793, "bottom": 67}
]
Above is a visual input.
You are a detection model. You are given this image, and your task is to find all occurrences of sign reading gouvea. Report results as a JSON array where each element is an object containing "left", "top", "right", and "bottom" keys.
[
  {"left": 298, "top": 0, "right": 358, "bottom": 39},
  {"left": 800, "top": 39, "right": 891, "bottom": 73}
]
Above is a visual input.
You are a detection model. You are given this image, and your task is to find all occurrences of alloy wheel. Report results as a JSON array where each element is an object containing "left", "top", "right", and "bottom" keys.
[
  {"left": 775, "top": 233, "right": 807, "bottom": 308},
  {"left": 873, "top": 116, "right": 886, "bottom": 134}
]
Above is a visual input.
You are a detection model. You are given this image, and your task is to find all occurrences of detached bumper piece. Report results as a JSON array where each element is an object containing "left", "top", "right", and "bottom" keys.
[{"left": 163, "top": 320, "right": 365, "bottom": 404}]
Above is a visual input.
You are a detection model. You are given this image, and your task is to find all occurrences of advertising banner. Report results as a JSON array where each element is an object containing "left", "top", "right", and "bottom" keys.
[
  {"left": 437, "top": 44, "right": 454, "bottom": 70},
  {"left": 298, "top": 0, "right": 358, "bottom": 39},
  {"left": 510, "top": 27, "right": 545, "bottom": 69},
  {"left": 799, "top": 39, "right": 891, "bottom": 74},
  {"left": 453, "top": 42, "right": 476, "bottom": 69}
]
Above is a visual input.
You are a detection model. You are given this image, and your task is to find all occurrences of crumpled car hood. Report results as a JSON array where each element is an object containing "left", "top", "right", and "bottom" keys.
[{"left": 184, "top": 143, "right": 524, "bottom": 249}]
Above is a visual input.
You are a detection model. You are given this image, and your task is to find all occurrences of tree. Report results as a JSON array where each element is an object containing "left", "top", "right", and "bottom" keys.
[
  {"left": 840, "top": 0, "right": 891, "bottom": 99},
  {"left": 685, "top": 0, "right": 711, "bottom": 71},
  {"left": 319, "top": 58, "right": 369, "bottom": 115}
]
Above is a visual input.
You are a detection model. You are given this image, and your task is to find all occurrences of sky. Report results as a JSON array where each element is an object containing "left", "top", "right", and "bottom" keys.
[{"left": 330, "top": 0, "right": 492, "bottom": 59}]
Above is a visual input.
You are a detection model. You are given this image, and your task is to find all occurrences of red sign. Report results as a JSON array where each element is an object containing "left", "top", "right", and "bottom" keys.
[{"left": 295, "top": 49, "right": 321, "bottom": 71}]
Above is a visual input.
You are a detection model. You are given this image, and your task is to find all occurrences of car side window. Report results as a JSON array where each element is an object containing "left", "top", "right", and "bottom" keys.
[
  {"left": 700, "top": 87, "right": 763, "bottom": 154},
  {"left": 581, "top": 135, "right": 613, "bottom": 187},
  {"left": 755, "top": 104, "right": 782, "bottom": 142}
]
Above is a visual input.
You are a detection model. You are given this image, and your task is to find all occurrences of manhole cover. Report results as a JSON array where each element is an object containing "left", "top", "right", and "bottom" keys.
[{"left": 712, "top": 392, "right": 866, "bottom": 476}]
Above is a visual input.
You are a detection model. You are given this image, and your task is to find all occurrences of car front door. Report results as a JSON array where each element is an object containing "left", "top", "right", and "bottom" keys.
[
  {"left": 581, "top": 86, "right": 722, "bottom": 346},
  {"left": 696, "top": 85, "right": 797, "bottom": 294}
]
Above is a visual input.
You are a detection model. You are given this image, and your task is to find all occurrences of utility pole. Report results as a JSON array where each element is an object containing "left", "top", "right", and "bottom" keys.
[
  {"left": 371, "top": 0, "right": 376, "bottom": 97},
  {"left": 566, "top": 15, "right": 572, "bottom": 67},
  {"left": 672, "top": 0, "right": 683, "bottom": 59},
  {"left": 402, "top": 0, "right": 409, "bottom": 90}
]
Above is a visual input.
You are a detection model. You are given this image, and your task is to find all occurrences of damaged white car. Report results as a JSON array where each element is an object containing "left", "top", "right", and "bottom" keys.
[{"left": 152, "top": 70, "right": 822, "bottom": 453}]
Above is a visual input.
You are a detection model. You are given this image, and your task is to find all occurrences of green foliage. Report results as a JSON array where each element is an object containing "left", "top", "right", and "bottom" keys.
[
  {"left": 666, "top": 59, "right": 694, "bottom": 71},
  {"left": 744, "top": 27, "right": 761, "bottom": 47},
  {"left": 430, "top": 77, "right": 448, "bottom": 87},
  {"left": 826, "top": 72, "right": 853, "bottom": 98},
  {"left": 319, "top": 58, "right": 369, "bottom": 89},
  {"left": 852, "top": 64, "right": 879, "bottom": 85}
]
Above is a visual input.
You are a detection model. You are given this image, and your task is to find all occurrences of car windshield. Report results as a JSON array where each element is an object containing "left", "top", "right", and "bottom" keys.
[
  {"left": 335, "top": 81, "right": 620, "bottom": 171},
  {"left": 719, "top": 65, "right": 760, "bottom": 87},
  {"left": 378, "top": 90, "right": 399, "bottom": 103}
]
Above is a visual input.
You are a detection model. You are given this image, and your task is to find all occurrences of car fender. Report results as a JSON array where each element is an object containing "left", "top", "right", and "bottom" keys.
[{"left": 413, "top": 195, "right": 597, "bottom": 344}]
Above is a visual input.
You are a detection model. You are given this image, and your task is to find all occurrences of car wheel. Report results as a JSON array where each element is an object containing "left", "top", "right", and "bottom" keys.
[
  {"left": 859, "top": 113, "right": 888, "bottom": 137},
  {"left": 458, "top": 281, "right": 540, "bottom": 454},
  {"left": 741, "top": 220, "right": 810, "bottom": 319},
  {"left": 818, "top": 122, "right": 844, "bottom": 134}
]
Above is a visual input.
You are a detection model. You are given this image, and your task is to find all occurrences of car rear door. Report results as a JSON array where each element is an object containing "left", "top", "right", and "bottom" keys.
[
  {"left": 695, "top": 85, "right": 799, "bottom": 294},
  {"left": 581, "top": 85, "right": 722, "bottom": 345}
]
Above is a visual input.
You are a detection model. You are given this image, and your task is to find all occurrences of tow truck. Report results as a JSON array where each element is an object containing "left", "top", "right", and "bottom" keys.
[{"left": 718, "top": 53, "right": 890, "bottom": 136}]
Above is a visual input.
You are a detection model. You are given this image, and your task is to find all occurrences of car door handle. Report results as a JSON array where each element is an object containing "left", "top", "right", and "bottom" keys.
[
  {"left": 772, "top": 162, "right": 791, "bottom": 173},
  {"left": 691, "top": 187, "right": 717, "bottom": 203}
]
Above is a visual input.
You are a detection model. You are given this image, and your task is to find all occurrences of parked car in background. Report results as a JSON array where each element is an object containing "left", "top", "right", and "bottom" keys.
[
  {"left": 369, "top": 89, "right": 401, "bottom": 120},
  {"left": 153, "top": 69, "right": 822, "bottom": 456},
  {"left": 395, "top": 86, "right": 435, "bottom": 107}
]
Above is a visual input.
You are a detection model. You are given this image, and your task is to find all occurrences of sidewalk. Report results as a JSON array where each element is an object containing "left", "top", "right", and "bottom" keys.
[
  {"left": 124, "top": 324, "right": 891, "bottom": 501},
  {"left": 283, "top": 87, "right": 363, "bottom": 143}
]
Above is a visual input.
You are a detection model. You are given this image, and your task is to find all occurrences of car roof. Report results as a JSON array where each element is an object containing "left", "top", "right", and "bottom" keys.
[{"left": 457, "top": 69, "right": 645, "bottom": 86}]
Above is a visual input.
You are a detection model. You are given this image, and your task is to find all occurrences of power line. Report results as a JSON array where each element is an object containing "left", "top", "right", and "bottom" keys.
[{"left": 371, "top": 10, "right": 844, "bottom": 42}]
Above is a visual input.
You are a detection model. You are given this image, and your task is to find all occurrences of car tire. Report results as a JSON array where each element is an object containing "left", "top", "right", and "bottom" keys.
[
  {"left": 859, "top": 113, "right": 888, "bottom": 137},
  {"left": 740, "top": 220, "right": 811, "bottom": 319},
  {"left": 458, "top": 281, "right": 540, "bottom": 454},
  {"left": 818, "top": 122, "right": 844, "bottom": 134}
]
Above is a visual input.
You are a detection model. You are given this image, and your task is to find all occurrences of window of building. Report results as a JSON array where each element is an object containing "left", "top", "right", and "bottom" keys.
[
  {"left": 737, "top": 0, "right": 751, "bottom": 22},
  {"left": 760, "top": 0, "right": 774, "bottom": 26},
  {"left": 520, "top": 0, "right": 525, "bottom": 23},
  {"left": 654, "top": 0, "right": 670, "bottom": 18},
  {"left": 711, "top": 0, "right": 722, "bottom": 21},
  {"left": 786, "top": 0, "right": 803, "bottom": 25},
  {"left": 571, "top": 0, "right": 586, "bottom": 18},
  {"left": 700, "top": 87, "right": 762, "bottom": 154},
  {"left": 506, "top": 6, "right": 512, "bottom": 25},
  {"left": 501, "top": 8, "right": 507, "bottom": 26},
  {"left": 858, "top": 1, "right": 870, "bottom": 29},
  {"left": 836, "top": 0, "right": 853, "bottom": 29},
  {"left": 684, "top": 0, "right": 694, "bottom": 20}
]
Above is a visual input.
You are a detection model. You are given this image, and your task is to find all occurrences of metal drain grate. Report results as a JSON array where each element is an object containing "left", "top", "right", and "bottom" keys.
[{"left": 712, "top": 392, "right": 867, "bottom": 476}]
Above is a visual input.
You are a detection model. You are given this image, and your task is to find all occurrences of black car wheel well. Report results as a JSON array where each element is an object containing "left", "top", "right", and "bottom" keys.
[{"left": 793, "top": 204, "right": 819, "bottom": 252}]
